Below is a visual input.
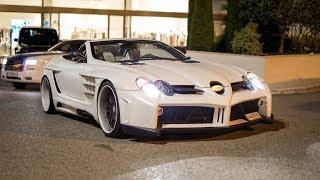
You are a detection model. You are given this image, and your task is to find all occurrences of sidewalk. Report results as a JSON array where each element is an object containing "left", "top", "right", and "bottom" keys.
[{"left": 269, "top": 78, "right": 320, "bottom": 95}]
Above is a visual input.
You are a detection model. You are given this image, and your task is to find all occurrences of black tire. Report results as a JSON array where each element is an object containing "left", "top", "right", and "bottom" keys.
[
  {"left": 41, "top": 76, "right": 56, "bottom": 114},
  {"left": 263, "top": 114, "right": 274, "bottom": 124},
  {"left": 13, "top": 83, "right": 26, "bottom": 89},
  {"left": 97, "top": 81, "right": 123, "bottom": 138}
]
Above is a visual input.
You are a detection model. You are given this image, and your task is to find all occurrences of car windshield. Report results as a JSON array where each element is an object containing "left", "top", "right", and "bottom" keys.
[
  {"left": 48, "top": 41, "right": 85, "bottom": 52},
  {"left": 91, "top": 40, "right": 188, "bottom": 63},
  {"left": 19, "top": 28, "right": 59, "bottom": 46}
]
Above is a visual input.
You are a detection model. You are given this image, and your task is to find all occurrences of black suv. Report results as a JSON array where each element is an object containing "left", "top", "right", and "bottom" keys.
[{"left": 14, "top": 27, "right": 59, "bottom": 54}]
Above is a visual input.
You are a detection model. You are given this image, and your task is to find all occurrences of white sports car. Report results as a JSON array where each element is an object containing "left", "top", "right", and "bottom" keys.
[{"left": 41, "top": 39, "right": 274, "bottom": 137}]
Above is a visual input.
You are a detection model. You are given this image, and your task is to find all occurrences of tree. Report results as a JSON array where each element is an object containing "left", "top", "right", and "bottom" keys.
[
  {"left": 239, "top": 0, "right": 281, "bottom": 53},
  {"left": 290, "top": 0, "right": 320, "bottom": 53},
  {"left": 187, "top": 0, "right": 195, "bottom": 48},
  {"left": 187, "top": 0, "right": 214, "bottom": 51},
  {"left": 231, "top": 22, "right": 263, "bottom": 55},
  {"left": 271, "top": 0, "right": 295, "bottom": 53},
  {"left": 224, "top": 0, "right": 240, "bottom": 51}
]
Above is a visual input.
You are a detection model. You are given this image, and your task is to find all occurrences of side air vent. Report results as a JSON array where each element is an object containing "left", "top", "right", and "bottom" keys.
[{"left": 82, "top": 75, "right": 96, "bottom": 101}]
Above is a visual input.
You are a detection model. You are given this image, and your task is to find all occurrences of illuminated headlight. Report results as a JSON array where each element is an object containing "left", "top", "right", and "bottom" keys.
[
  {"left": 136, "top": 77, "right": 160, "bottom": 98},
  {"left": 246, "top": 72, "right": 264, "bottom": 90},
  {"left": 2, "top": 58, "right": 7, "bottom": 65},
  {"left": 26, "top": 59, "right": 37, "bottom": 66},
  {"left": 154, "top": 80, "right": 175, "bottom": 96},
  {"left": 26, "top": 59, "right": 37, "bottom": 70}
]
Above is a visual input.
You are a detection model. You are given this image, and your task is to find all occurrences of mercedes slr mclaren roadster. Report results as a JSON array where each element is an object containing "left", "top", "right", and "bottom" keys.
[{"left": 41, "top": 39, "right": 274, "bottom": 137}]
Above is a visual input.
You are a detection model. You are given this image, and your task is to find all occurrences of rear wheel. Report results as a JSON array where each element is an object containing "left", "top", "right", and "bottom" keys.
[
  {"left": 97, "top": 81, "right": 123, "bottom": 138},
  {"left": 41, "top": 76, "right": 56, "bottom": 114},
  {"left": 13, "top": 83, "right": 26, "bottom": 89}
]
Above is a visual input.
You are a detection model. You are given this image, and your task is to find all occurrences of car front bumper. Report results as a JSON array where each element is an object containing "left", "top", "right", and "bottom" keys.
[
  {"left": 122, "top": 115, "right": 274, "bottom": 136},
  {"left": 1, "top": 69, "right": 41, "bottom": 84},
  {"left": 116, "top": 83, "right": 272, "bottom": 133}
]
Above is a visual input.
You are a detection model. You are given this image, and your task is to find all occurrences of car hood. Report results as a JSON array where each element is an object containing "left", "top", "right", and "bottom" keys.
[
  {"left": 123, "top": 60, "right": 246, "bottom": 87},
  {"left": 6, "top": 51, "right": 64, "bottom": 60}
]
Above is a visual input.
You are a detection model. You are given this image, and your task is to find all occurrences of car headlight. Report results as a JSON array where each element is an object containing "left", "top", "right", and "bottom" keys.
[
  {"left": 136, "top": 77, "right": 160, "bottom": 98},
  {"left": 154, "top": 80, "right": 175, "bottom": 96},
  {"left": 26, "top": 59, "right": 37, "bottom": 66},
  {"left": 25, "top": 59, "right": 37, "bottom": 70},
  {"left": 246, "top": 72, "right": 264, "bottom": 90},
  {"left": 2, "top": 58, "right": 7, "bottom": 65}
]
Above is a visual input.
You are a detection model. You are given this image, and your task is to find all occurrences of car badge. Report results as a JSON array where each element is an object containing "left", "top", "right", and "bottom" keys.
[{"left": 211, "top": 85, "right": 224, "bottom": 92}]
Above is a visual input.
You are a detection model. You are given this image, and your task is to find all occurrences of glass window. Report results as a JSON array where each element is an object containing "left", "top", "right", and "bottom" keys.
[
  {"left": 43, "top": 13, "right": 59, "bottom": 34},
  {"left": 109, "top": 16, "right": 124, "bottom": 38},
  {"left": 131, "top": 16, "right": 187, "bottom": 46},
  {"left": 0, "top": 0, "right": 42, "bottom": 6},
  {"left": 49, "top": 40, "right": 86, "bottom": 52},
  {"left": 128, "top": 0, "right": 188, "bottom": 13},
  {"left": 0, "top": 12, "right": 41, "bottom": 55},
  {"left": 43, "top": 0, "right": 124, "bottom": 10},
  {"left": 19, "top": 28, "right": 59, "bottom": 46},
  {"left": 60, "top": 14, "right": 108, "bottom": 40}
]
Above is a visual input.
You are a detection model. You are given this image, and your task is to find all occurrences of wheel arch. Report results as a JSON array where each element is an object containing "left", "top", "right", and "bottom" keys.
[{"left": 96, "top": 79, "right": 123, "bottom": 136}]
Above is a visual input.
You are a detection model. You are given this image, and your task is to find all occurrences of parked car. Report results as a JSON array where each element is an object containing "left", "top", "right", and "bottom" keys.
[
  {"left": 41, "top": 39, "right": 274, "bottom": 138},
  {"left": 14, "top": 27, "right": 59, "bottom": 54},
  {"left": 1, "top": 40, "right": 86, "bottom": 89}
]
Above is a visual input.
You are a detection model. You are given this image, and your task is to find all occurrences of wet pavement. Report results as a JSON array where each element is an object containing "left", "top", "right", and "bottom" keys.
[{"left": 0, "top": 80, "right": 319, "bottom": 179}]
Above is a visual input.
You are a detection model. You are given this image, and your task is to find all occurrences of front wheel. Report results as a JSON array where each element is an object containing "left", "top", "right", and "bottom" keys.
[
  {"left": 13, "top": 83, "right": 26, "bottom": 89},
  {"left": 41, "top": 76, "right": 56, "bottom": 114},
  {"left": 97, "top": 81, "right": 123, "bottom": 138}
]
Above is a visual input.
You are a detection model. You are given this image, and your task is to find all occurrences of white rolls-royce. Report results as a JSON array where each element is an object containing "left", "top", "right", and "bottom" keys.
[
  {"left": 1, "top": 40, "right": 86, "bottom": 89},
  {"left": 41, "top": 39, "right": 274, "bottom": 137}
]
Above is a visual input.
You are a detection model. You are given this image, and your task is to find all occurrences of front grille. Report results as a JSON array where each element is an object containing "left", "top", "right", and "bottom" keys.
[
  {"left": 5, "top": 59, "right": 25, "bottom": 71},
  {"left": 158, "top": 106, "right": 214, "bottom": 124},
  {"left": 231, "top": 81, "right": 249, "bottom": 92},
  {"left": 230, "top": 100, "right": 259, "bottom": 121},
  {"left": 171, "top": 85, "right": 204, "bottom": 94},
  {"left": 6, "top": 77, "right": 21, "bottom": 80}
]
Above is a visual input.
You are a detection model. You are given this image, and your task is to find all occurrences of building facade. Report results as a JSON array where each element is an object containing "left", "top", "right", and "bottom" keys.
[{"left": 0, "top": 0, "right": 227, "bottom": 56}]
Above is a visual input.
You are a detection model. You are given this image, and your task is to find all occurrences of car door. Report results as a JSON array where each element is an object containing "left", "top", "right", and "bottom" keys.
[{"left": 54, "top": 46, "right": 87, "bottom": 100}]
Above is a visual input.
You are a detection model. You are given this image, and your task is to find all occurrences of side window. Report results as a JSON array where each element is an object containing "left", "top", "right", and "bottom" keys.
[
  {"left": 60, "top": 44, "right": 71, "bottom": 52},
  {"left": 77, "top": 45, "right": 86, "bottom": 56},
  {"left": 63, "top": 44, "right": 87, "bottom": 63},
  {"left": 76, "top": 45, "right": 87, "bottom": 63}
]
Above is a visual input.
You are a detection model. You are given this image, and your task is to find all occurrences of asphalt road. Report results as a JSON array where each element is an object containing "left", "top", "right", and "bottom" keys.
[{"left": 0, "top": 81, "right": 319, "bottom": 179}]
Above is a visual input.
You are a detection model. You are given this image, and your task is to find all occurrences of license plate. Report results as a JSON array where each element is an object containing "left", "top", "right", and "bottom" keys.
[
  {"left": 245, "top": 112, "right": 261, "bottom": 121},
  {"left": 6, "top": 72, "right": 19, "bottom": 78}
]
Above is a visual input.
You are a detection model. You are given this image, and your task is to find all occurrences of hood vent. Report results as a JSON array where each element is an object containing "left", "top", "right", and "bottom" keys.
[
  {"left": 171, "top": 85, "right": 204, "bottom": 95},
  {"left": 231, "top": 81, "right": 250, "bottom": 92}
]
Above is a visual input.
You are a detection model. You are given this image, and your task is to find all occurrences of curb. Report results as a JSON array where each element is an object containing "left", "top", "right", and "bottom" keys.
[{"left": 271, "top": 84, "right": 320, "bottom": 95}]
